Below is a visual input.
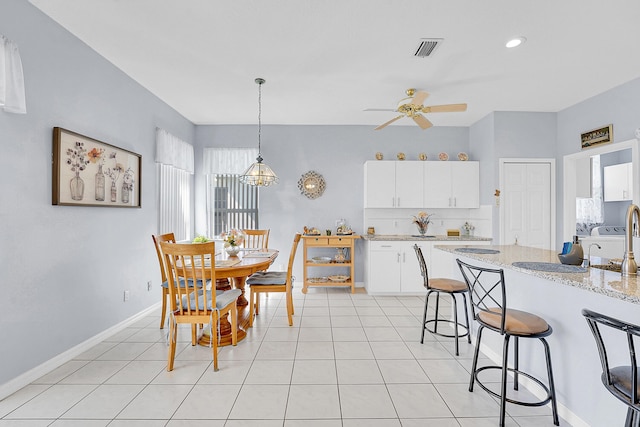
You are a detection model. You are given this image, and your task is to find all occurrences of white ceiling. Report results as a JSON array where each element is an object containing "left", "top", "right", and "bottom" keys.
[{"left": 29, "top": 0, "right": 640, "bottom": 128}]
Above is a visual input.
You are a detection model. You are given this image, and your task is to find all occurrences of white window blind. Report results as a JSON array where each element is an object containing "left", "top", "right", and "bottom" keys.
[
  {"left": 576, "top": 155, "right": 604, "bottom": 227},
  {"left": 0, "top": 34, "right": 26, "bottom": 114},
  {"left": 203, "top": 148, "right": 259, "bottom": 236},
  {"left": 156, "top": 129, "right": 194, "bottom": 241}
]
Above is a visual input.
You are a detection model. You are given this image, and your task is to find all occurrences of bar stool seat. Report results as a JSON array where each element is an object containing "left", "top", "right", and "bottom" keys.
[
  {"left": 478, "top": 308, "right": 549, "bottom": 335},
  {"left": 414, "top": 245, "right": 471, "bottom": 356},
  {"left": 457, "top": 259, "right": 559, "bottom": 427}
]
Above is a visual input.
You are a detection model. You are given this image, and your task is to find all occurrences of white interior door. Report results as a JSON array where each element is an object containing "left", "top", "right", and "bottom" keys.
[{"left": 501, "top": 161, "right": 553, "bottom": 249}]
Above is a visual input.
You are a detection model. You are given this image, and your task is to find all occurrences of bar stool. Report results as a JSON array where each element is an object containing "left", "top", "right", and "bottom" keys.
[
  {"left": 582, "top": 308, "right": 640, "bottom": 427},
  {"left": 457, "top": 259, "right": 559, "bottom": 427},
  {"left": 414, "top": 244, "right": 471, "bottom": 356}
]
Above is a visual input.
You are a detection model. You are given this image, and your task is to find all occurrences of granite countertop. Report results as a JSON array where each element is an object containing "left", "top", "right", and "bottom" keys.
[
  {"left": 436, "top": 244, "right": 640, "bottom": 304},
  {"left": 363, "top": 234, "right": 493, "bottom": 242}
]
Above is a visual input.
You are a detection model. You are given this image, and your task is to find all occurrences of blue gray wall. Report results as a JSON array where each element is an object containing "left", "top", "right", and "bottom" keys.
[
  {"left": 557, "top": 77, "right": 640, "bottom": 244},
  {"left": 4, "top": 0, "right": 640, "bottom": 409},
  {"left": 0, "top": 0, "right": 194, "bottom": 386},
  {"left": 194, "top": 125, "right": 470, "bottom": 281}
]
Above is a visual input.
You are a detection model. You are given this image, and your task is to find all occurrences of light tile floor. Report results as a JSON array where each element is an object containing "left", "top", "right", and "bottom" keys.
[{"left": 0, "top": 287, "right": 566, "bottom": 426}]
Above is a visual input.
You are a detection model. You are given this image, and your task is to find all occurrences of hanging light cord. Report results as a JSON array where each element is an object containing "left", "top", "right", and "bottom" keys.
[{"left": 256, "top": 77, "right": 264, "bottom": 162}]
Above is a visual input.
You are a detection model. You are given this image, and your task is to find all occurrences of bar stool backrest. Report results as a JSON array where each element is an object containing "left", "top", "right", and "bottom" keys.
[
  {"left": 457, "top": 259, "right": 508, "bottom": 334},
  {"left": 582, "top": 308, "right": 640, "bottom": 408},
  {"left": 413, "top": 244, "right": 430, "bottom": 289}
]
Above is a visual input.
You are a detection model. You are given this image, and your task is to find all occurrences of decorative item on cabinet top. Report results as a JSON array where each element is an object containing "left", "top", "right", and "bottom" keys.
[
  {"left": 298, "top": 171, "right": 326, "bottom": 199},
  {"left": 419, "top": 153, "right": 427, "bottom": 161},
  {"left": 375, "top": 152, "right": 383, "bottom": 160},
  {"left": 303, "top": 226, "right": 321, "bottom": 236},
  {"left": 397, "top": 152, "right": 406, "bottom": 160}
]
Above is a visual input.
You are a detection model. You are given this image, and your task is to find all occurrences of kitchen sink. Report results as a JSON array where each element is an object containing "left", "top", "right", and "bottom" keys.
[{"left": 590, "top": 264, "right": 622, "bottom": 273}]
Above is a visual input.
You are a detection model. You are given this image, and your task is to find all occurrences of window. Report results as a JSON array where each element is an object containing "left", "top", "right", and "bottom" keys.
[
  {"left": 155, "top": 129, "right": 194, "bottom": 241},
  {"left": 204, "top": 148, "right": 258, "bottom": 236},
  {"left": 576, "top": 155, "right": 604, "bottom": 232}
]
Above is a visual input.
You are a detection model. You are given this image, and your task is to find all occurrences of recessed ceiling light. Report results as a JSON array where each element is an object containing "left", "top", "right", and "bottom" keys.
[{"left": 506, "top": 37, "right": 526, "bottom": 48}]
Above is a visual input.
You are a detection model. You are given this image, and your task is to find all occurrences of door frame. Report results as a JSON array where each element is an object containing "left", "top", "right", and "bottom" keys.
[
  {"left": 498, "top": 158, "right": 556, "bottom": 248},
  {"left": 562, "top": 138, "right": 640, "bottom": 242}
]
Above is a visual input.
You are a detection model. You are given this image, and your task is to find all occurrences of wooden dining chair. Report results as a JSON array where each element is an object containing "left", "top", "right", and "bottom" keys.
[
  {"left": 246, "top": 233, "right": 301, "bottom": 327},
  {"left": 152, "top": 232, "right": 176, "bottom": 329},
  {"left": 243, "top": 229, "right": 270, "bottom": 249},
  {"left": 160, "top": 241, "right": 241, "bottom": 371}
]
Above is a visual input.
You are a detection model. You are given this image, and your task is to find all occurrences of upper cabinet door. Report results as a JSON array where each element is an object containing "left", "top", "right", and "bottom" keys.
[
  {"left": 423, "top": 162, "right": 451, "bottom": 208},
  {"left": 395, "top": 161, "right": 423, "bottom": 208},
  {"left": 604, "top": 162, "right": 633, "bottom": 202},
  {"left": 423, "top": 161, "right": 479, "bottom": 208},
  {"left": 364, "top": 161, "right": 396, "bottom": 208},
  {"left": 451, "top": 161, "right": 479, "bottom": 208}
]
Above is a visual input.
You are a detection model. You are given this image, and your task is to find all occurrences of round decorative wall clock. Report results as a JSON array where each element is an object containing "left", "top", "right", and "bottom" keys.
[{"left": 298, "top": 171, "right": 326, "bottom": 199}]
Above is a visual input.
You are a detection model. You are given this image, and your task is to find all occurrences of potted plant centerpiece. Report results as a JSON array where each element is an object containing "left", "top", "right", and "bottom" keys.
[{"left": 221, "top": 229, "right": 245, "bottom": 256}]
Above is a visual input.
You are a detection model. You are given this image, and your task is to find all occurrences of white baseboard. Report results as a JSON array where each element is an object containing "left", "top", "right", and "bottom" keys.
[{"left": 0, "top": 303, "right": 161, "bottom": 401}]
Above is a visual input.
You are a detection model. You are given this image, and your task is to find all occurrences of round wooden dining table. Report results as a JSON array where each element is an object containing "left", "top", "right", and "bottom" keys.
[{"left": 197, "top": 248, "right": 278, "bottom": 347}]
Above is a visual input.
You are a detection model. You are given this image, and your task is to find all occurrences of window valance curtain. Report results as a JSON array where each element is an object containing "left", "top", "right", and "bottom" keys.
[
  {"left": 155, "top": 128, "right": 194, "bottom": 174},
  {"left": 0, "top": 34, "right": 26, "bottom": 114},
  {"left": 203, "top": 147, "right": 258, "bottom": 175}
]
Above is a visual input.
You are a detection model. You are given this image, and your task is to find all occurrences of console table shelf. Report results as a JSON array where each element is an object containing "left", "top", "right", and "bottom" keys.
[{"left": 302, "top": 234, "right": 360, "bottom": 294}]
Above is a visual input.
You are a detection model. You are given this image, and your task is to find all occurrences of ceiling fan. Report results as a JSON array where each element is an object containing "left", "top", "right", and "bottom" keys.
[{"left": 369, "top": 89, "right": 467, "bottom": 130}]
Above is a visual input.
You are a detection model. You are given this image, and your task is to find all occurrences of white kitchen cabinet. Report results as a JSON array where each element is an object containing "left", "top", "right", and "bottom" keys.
[
  {"left": 365, "top": 239, "right": 491, "bottom": 294},
  {"left": 423, "top": 161, "right": 479, "bottom": 208},
  {"left": 364, "top": 161, "right": 423, "bottom": 208},
  {"left": 604, "top": 162, "right": 632, "bottom": 201},
  {"left": 365, "top": 241, "right": 428, "bottom": 294}
]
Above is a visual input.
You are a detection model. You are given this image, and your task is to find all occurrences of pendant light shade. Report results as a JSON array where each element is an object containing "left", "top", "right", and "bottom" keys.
[{"left": 239, "top": 78, "right": 279, "bottom": 187}]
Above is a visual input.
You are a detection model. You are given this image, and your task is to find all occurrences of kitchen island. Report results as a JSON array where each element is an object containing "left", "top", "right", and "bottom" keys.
[{"left": 436, "top": 244, "right": 639, "bottom": 427}]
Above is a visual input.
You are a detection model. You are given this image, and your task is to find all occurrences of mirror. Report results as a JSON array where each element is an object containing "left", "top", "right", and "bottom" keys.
[{"left": 298, "top": 171, "right": 326, "bottom": 199}]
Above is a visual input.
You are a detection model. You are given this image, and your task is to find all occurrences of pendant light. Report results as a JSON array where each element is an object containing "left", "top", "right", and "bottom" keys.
[{"left": 239, "top": 78, "right": 279, "bottom": 187}]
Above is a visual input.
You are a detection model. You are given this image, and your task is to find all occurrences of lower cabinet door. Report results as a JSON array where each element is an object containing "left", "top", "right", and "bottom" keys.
[
  {"left": 400, "top": 243, "right": 429, "bottom": 293},
  {"left": 367, "top": 249, "right": 401, "bottom": 294}
]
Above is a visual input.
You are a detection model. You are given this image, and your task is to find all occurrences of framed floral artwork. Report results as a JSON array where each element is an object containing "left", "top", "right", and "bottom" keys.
[{"left": 52, "top": 127, "right": 142, "bottom": 207}]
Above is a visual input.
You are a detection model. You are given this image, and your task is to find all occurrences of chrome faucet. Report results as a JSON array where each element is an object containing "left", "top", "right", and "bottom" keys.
[
  {"left": 584, "top": 243, "right": 601, "bottom": 267},
  {"left": 621, "top": 204, "right": 640, "bottom": 277}
]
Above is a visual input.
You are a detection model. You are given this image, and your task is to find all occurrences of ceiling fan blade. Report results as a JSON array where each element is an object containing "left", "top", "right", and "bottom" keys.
[
  {"left": 424, "top": 103, "right": 467, "bottom": 113},
  {"left": 412, "top": 114, "right": 433, "bottom": 130},
  {"left": 411, "top": 90, "right": 429, "bottom": 106},
  {"left": 374, "top": 115, "right": 404, "bottom": 130}
]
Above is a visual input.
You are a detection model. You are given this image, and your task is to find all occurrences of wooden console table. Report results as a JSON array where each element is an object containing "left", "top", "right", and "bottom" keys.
[{"left": 302, "top": 234, "right": 359, "bottom": 293}]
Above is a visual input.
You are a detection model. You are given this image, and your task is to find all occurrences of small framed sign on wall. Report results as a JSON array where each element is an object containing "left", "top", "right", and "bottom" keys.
[
  {"left": 52, "top": 127, "right": 141, "bottom": 207},
  {"left": 581, "top": 124, "right": 613, "bottom": 149}
]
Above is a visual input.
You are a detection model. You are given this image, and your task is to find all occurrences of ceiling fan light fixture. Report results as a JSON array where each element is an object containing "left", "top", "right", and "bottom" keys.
[
  {"left": 239, "top": 78, "right": 279, "bottom": 187},
  {"left": 505, "top": 36, "right": 526, "bottom": 48}
]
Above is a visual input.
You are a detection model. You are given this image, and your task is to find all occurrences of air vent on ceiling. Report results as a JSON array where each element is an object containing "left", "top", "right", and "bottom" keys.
[{"left": 414, "top": 38, "right": 443, "bottom": 58}]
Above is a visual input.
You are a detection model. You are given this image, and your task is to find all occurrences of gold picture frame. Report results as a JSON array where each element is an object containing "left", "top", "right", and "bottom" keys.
[
  {"left": 581, "top": 124, "right": 613, "bottom": 149},
  {"left": 52, "top": 127, "right": 142, "bottom": 207}
]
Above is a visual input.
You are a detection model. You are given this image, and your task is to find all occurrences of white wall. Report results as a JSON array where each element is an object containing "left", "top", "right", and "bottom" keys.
[{"left": 0, "top": 0, "right": 194, "bottom": 387}]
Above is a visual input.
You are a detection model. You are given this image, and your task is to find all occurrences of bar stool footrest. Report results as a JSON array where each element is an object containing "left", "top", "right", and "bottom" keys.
[
  {"left": 473, "top": 365, "right": 553, "bottom": 407},
  {"left": 424, "top": 319, "right": 470, "bottom": 339}
]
